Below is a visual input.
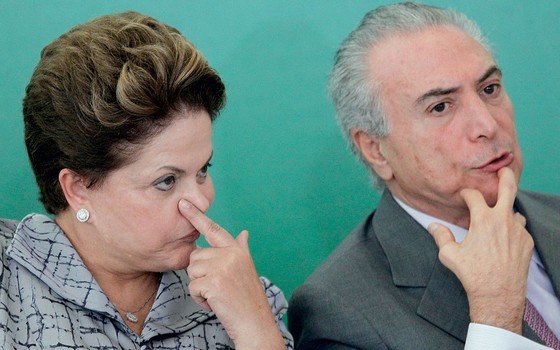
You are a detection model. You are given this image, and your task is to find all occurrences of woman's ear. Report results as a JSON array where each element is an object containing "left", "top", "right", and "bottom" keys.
[
  {"left": 351, "top": 129, "right": 394, "bottom": 181},
  {"left": 58, "top": 168, "right": 90, "bottom": 212}
]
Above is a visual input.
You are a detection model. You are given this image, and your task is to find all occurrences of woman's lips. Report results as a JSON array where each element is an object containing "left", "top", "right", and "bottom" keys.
[{"left": 476, "top": 152, "right": 514, "bottom": 172}]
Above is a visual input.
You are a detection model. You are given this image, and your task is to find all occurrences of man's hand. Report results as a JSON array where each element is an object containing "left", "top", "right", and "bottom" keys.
[
  {"left": 178, "top": 199, "right": 285, "bottom": 349},
  {"left": 427, "top": 167, "right": 534, "bottom": 334}
]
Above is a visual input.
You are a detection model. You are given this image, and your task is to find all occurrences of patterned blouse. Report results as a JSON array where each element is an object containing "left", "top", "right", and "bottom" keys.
[{"left": 0, "top": 214, "right": 293, "bottom": 349}]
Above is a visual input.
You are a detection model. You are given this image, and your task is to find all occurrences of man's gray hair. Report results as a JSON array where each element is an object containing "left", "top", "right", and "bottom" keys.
[{"left": 329, "top": 2, "right": 491, "bottom": 189}]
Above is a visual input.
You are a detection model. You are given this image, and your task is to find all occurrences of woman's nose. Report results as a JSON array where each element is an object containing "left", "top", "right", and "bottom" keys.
[{"left": 182, "top": 181, "right": 214, "bottom": 214}]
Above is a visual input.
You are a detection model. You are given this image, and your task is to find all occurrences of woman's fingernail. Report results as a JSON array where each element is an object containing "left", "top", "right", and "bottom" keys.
[{"left": 179, "top": 200, "right": 191, "bottom": 210}]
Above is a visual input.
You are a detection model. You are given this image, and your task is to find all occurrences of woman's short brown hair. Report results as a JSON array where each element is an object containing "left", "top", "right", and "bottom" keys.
[{"left": 23, "top": 11, "right": 226, "bottom": 214}]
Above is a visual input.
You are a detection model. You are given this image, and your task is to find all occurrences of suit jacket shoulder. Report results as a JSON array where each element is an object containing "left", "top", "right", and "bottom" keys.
[
  {"left": 289, "top": 191, "right": 466, "bottom": 349},
  {"left": 289, "top": 190, "right": 557, "bottom": 349}
]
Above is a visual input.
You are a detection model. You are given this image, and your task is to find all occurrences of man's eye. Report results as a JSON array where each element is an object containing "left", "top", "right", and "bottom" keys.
[
  {"left": 196, "top": 163, "right": 212, "bottom": 184},
  {"left": 430, "top": 102, "right": 449, "bottom": 114},
  {"left": 154, "top": 175, "right": 176, "bottom": 191},
  {"left": 482, "top": 83, "right": 501, "bottom": 97}
]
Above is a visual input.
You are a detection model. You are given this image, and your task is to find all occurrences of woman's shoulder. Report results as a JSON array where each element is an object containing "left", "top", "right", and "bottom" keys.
[
  {"left": 259, "top": 276, "right": 289, "bottom": 316},
  {"left": 0, "top": 218, "right": 19, "bottom": 246},
  {"left": 0, "top": 218, "right": 19, "bottom": 264},
  {"left": 259, "top": 276, "right": 294, "bottom": 347}
]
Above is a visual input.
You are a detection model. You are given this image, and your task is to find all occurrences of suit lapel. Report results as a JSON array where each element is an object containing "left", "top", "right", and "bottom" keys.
[
  {"left": 516, "top": 191, "right": 560, "bottom": 344},
  {"left": 374, "top": 190, "right": 557, "bottom": 345},
  {"left": 516, "top": 191, "right": 560, "bottom": 298},
  {"left": 417, "top": 262, "right": 470, "bottom": 341},
  {"left": 373, "top": 191, "right": 470, "bottom": 341}
]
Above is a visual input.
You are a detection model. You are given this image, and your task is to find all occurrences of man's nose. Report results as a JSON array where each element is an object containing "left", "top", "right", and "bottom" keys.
[{"left": 465, "top": 94, "right": 499, "bottom": 141}]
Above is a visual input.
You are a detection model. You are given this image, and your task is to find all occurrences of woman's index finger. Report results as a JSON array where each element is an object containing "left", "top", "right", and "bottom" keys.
[{"left": 178, "top": 200, "right": 235, "bottom": 247}]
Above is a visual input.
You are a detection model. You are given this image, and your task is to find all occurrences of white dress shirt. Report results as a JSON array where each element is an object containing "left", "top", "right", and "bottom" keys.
[{"left": 394, "top": 196, "right": 558, "bottom": 349}]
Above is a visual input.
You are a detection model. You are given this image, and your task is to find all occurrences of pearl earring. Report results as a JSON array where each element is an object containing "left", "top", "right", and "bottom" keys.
[{"left": 76, "top": 208, "right": 90, "bottom": 223}]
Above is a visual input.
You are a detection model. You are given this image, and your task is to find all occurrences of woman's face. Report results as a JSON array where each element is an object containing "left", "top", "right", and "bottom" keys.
[{"left": 85, "top": 108, "right": 215, "bottom": 273}]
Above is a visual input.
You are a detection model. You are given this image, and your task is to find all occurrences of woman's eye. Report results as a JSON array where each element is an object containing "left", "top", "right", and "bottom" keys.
[
  {"left": 154, "top": 175, "right": 176, "bottom": 191},
  {"left": 196, "top": 162, "right": 212, "bottom": 184}
]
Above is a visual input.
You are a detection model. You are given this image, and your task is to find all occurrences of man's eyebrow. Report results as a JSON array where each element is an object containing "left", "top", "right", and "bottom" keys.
[
  {"left": 415, "top": 65, "right": 503, "bottom": 106},
  {"left": 477, "top": 65, "right": 502, "bottom": 85},
  {"left": 415, "top": 86, "right": 459, "bottom": 106}
]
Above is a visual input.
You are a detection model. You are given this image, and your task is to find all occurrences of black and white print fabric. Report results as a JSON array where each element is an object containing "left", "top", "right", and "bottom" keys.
[{"left": 0, "top": 214, "right": 293, "bottom": 349}]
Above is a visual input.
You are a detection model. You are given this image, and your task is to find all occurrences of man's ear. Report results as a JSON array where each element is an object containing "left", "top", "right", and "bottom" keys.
[
  {"left": 351, "top": 128, "right": 394, "bottom": 181},
  {"left": 58, "top": 168, "right": 90, "bottom": 212}
]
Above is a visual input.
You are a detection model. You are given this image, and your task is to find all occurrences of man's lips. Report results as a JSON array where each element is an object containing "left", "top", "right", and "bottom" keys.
[
  {"left": 181, "top": 230, "right": 200, "bottom": 243},
  {"left": 476, "top": 152, "right": 514, "bottom": 172}
]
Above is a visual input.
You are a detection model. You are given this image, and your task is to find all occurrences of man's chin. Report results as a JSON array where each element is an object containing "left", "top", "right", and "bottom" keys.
[{"left": 480, "top": 189, "right": 500, "bottom": 207}]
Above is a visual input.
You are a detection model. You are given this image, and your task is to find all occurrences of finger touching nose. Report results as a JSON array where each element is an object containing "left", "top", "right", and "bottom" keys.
[
  {"left": 178, "top": 199, "right": 235, "bottom": 247},
  {"left": 183, "top": 185, "right": 213, "bottom": 214}
]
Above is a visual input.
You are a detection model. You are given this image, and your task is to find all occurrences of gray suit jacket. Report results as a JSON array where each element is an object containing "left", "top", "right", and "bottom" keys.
[{"left": 289, "top": 190, "right": 560, "bottom": 349}]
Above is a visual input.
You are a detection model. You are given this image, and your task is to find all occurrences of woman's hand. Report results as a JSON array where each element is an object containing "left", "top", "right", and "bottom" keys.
[{"left": 178, "top": 199, "right": 285, "bottom": 350}]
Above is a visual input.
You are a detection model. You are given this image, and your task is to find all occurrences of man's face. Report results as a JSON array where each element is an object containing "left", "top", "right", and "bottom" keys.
[{"left": 366, "top": 26, "right": 523, "bottom": 227}]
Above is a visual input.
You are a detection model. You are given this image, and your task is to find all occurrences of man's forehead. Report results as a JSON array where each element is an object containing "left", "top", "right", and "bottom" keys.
[{"left": 367, "top": 26, "right": 497, "bottom": 97}]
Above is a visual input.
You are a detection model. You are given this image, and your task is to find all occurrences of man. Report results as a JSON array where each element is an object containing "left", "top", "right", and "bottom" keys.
[{"left": 289, "top": 2, "right": 560, "bottom": 349}]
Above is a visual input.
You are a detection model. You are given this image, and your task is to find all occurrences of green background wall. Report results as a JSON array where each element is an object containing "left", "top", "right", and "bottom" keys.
[{"left": 1, "top": 1, "right": 559, "bottom": 302}]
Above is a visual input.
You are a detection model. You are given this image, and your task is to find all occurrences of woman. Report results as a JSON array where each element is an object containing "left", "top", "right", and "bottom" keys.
[{"left": 0, "top": 11, "right": 292, "bottom": 349}]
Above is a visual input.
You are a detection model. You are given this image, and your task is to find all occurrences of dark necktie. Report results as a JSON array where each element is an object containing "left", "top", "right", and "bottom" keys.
[{"left": 524, "top": 299, "right": 560, "bottom": 349}]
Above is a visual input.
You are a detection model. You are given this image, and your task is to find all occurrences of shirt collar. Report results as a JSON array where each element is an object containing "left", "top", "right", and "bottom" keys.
[
  {"left": 391, "top": 194, "right": 544, "bottom": 268},
  {"left": 393, "top": 196, "right": 468, "bottom": 243},
  {"left": 7, "top": 213, "right": 112, "bottom": 312},
  {"left": 6, "top": 213, "right": 214, "bottom": 339}
]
